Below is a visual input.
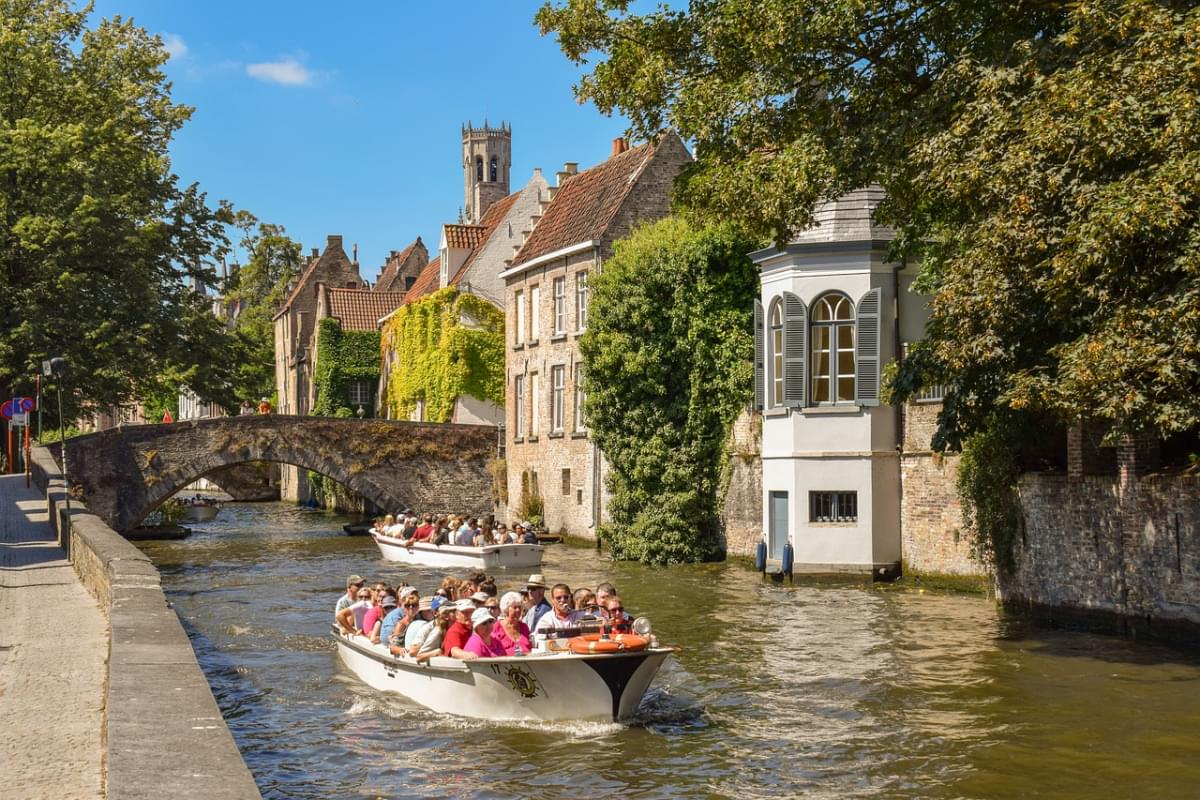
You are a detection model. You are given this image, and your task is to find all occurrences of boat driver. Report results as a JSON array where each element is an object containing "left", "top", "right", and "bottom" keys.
[{"left": 533, "top": 583, "right": 578, "bottom": 642}]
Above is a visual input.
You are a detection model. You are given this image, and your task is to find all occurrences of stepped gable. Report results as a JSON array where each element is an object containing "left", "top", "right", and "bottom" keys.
[
  {"left": 273, "top": 235, "right": 361, "bottom": 320},
  {"left": 375, "top": 237, "right": 428, "bottom": 293},
  {"left": 510, "top": 139, "right": 659, "bottom": 267},
  {"left": 324, "top": 287, "right": 407, "bottom": 331},
  {"left": 449, "top": 190, "right": 520, "bottom": 285},
  {"left": 402, "top": 256, "right": 441, "bottom": 305}
]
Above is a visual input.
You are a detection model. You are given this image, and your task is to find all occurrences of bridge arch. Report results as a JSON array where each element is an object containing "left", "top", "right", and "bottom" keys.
[{"left": 64, "top": 415, "right": 497, "bottom": 532}]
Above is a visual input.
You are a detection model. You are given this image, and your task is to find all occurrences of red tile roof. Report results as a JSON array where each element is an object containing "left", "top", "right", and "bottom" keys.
[
  {"left": 325, "top": 288, "right": 406, "bottom": 331},
  {"left": 443, "top": 224, "right": 486, "bottom": 250},
  {"left": 450, "top": 190, "right": 521, "bottom": 285},
  {"left": 511, "top": 139, "right": 659, "bottom": 267},
  {"left": 402, "top": 256, "right": 441, "bottom": 305},
  {"left": 375, "top": 237, "right": 423, "bottom": 292}
]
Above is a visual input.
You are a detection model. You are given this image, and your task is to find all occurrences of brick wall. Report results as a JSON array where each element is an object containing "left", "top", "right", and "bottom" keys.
[{"left": 721, "top": 408, "right": 762, "bottom": 557}]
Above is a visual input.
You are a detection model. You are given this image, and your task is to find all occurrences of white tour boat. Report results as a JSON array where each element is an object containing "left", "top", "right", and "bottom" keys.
[
  {"left": 372, "top": 532, "right": 544, "bottom": 570},
  {"left": 334, "top": 627, "right": 673, "bottom": 721}
]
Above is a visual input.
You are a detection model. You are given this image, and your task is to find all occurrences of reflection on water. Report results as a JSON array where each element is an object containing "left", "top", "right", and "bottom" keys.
[{"left": 139, "top": 503, "right": 1200, "bottom": 799}]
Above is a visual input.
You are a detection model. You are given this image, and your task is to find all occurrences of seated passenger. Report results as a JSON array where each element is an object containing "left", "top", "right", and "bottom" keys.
[
  {"left": 336, "top": 585, "right": 374, "bottom": 635},
  {"left": 520, "top": 523, "right": 538, "bottom": 545},
  {"left": 455, "top": 518, "right": 476, "bottom": 546},
  {"left": 442, "top": 599, "right": 476, "bottom": 658},
  {"left": 432, "top": 516, "right": 452, "bottom": 545},
  {"left": 522, "top": 574, "right": 552, "bottom": 631},
  {"left": 411, "top": 604, "right": 455, "bottom": 663},
  {"left": 335, "top": 574, "right": 365, "bottom": 617},
  {"left": 463, "top": 607, "right": 506, "bottom": 658},
  {"left": 365, "top": 589, "right": 397, "bottom": 643},
  {"left": 399, "top": 514, "right": 418, "bottom": 541},
  {"left": 378, "top": 514, "right": 395, "bottom": 535},
  {"left": 381, "top": 591, "right": 418, "bottom": 651},
  {"left": 411, "top": 514, "right": 434, "bottom": 542},
  {"left": 571, "top": 588, "right": 601, "bottom": 623},
  {"left": 533, "top": 583, "right": 577, "bottom": 641},
  {"left": 596, "top": 582, "right": 618, "bottom": 609},
  {"left": 403, "top": 596, "right": 436, "bottom": 651},
  {"left": 493, "top": 591, "right": 531, "bottom": 655},
  {"left": 602, "top": 597, "right": 632, "bottom": 634}
]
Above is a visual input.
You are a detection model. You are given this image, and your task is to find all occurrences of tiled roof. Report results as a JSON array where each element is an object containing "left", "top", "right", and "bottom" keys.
[
  {"left": 511, "top": 139, "right": 658, "bottom": 267},
  {"left": 325, "top": 288, "right": 406, "bottom": 331},
  {"left": 449, "top": 190, "right": 521, "bottom": 285},
  {"left": 375, "top": 237, "right": 423, "bottom": 292},
  {"left": 402, "top": 256, "right": 441, "bottom": 305},
  {"left": 443, "top": 224, "right": 487, "bottom": 250}
]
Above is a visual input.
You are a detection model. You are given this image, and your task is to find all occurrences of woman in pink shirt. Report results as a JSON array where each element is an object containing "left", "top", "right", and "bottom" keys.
[
  {"left": 492, "top": 591, "right": 531, "bottom": 655},
  {"left": 463, "top": 608, "right": 506, "bottom": 658}
]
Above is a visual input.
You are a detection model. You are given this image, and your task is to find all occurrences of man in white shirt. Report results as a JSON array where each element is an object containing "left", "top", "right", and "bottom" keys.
[{"left": 533, "top": 583, "right": 577, "bottom": 642}]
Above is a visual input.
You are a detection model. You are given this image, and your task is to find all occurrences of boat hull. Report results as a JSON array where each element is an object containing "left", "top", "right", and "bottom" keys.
[
  {"left": 372, "top": 534, "right": 544, "bottom": 570},
  {"left": 335, "top": 630, "right": 671, "bottom": 721},
  {"left": 181, "top": 505, "right": 219, "bottom": 522}
]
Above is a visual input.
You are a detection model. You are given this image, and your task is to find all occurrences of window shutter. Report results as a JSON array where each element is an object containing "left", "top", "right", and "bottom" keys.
[
  {"left": 856, "top": 287, "right": 882, "bottom": 406},
  {"left": 753, "top": 300, "right": 765, "bottom": 411},
  {"left": 782, "top": 292, "right": 807, "bottom": 408}
]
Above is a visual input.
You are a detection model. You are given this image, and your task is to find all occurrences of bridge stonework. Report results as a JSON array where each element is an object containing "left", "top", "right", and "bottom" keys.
[{"left": 64, "top": 416, "right": 498, "bottom": 531}]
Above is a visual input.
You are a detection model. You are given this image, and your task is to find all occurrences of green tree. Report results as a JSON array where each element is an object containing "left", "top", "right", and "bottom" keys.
[
  {"left": 580, "top": 218, "right": 757, "bottom": 564},
  {"left": 0, "top": 0, "right": 237, "bottom": 420}
]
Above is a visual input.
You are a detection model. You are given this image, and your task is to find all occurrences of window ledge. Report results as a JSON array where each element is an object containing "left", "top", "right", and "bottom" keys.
[
  {"left": 527, "top": 339, "right": 539, "bottom": 348},
  {"left": 571, "top": 431, "right": 588, "bottom": 439},
  {"left": 548, "top": 431, "right": 564, "bottom": 439},
  {"left": 550, "top": 333, "right": 567, "bottom": 342},
  {"left": 801, "top": 405, "right": 864, "bottom": 416},
  {"left": 512, "top": 343, "right": 524, "bottom": 352},
  {"left": 913, "top": 398, "right": 944, "bottom": 405},
  {"left": 574, "top": 329, "right": 586, "bottom": 338},
  {"left": 527, "top": 435, "right": 539, "bottom": 443},
  {"left": 808, "top": 521, "right": 859, "bottom": 527},
  {"left": 512, "top": 437, "right": 524, "bottom": 445},
  {"left": 763, "top": 407, "right": 790, "bottom": 418}
]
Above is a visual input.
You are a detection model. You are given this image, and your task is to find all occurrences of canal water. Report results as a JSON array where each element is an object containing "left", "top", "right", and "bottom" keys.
[{"left": 137, "top": 502, "right": 1200, "bottom": 799}]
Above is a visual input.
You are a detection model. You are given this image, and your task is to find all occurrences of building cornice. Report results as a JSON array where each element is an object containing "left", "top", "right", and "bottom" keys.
[{"left": 499, "top": 240, "right": 597, "bottom": 281}]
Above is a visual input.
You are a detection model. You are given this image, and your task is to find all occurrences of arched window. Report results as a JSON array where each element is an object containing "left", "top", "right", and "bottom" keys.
[
  {"left": 475, "top": 156, "right": 483, "bottom": 182},
  {"left": 769, "top": 301, "right": 784, "bottom": 407},
  {"left": 811, "top": 293, "right": 855, "bottom": 403},
  {"left": 490, "top": 156, "right": 498, "bottom": 182}
]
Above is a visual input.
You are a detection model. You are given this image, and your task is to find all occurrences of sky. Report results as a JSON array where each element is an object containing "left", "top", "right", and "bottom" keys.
[{"left": 89, "top": 1, "right": 632, "bottom": 282}]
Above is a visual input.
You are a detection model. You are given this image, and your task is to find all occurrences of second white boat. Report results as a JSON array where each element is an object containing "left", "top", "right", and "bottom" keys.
[{"left": 372, "top": 532, "right": 545, "bottom": 570}]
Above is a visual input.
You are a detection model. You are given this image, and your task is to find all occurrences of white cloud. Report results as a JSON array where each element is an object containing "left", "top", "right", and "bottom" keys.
[
  {"left": 162, "top": 33, "right": 188, "bottom": 60},
  {"left": 245, "top": 58, "right": 313, "bottom": 87}
]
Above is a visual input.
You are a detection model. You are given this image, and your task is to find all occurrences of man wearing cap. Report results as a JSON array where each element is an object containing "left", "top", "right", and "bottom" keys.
[
  {"left": 368, "top": 592, "right": 398, "bottom": 643},
  {"left": 522, "top": 574, "right": 552, "bottom": 631},
  {"left": 335, "top": 575, "right": 365, "bottom": 617},
  {"left": 382, "top": 590, "right": 419, "bottom": 651},
  {"left": 520, "top": 523, "right": 538, "bottom": 545},
  {"left": 443, "top": 598, "right": 477, "bottom": 659},
  {"left": 401, "top": 596, "right": 434, "bottom": 649}
]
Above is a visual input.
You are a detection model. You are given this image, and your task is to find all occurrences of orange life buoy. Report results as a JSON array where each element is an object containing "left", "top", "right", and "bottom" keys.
[{"left": 568, "top": 634, "right": 649, "bottom": 654}]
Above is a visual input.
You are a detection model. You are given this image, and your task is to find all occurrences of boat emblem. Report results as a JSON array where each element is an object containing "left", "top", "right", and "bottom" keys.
[{"left": 504, "top": 665, "right": 541, "bottom": 699}]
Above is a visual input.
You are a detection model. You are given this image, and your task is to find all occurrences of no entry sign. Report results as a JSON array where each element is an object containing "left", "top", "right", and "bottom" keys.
[{"left": 1, "top": 397, "right": 35, "bottom": 419}]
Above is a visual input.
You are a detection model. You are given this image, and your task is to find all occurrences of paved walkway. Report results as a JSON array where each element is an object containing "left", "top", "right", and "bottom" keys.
[{"left": 0, "top": 474, "right": 106, "bottom": 799}]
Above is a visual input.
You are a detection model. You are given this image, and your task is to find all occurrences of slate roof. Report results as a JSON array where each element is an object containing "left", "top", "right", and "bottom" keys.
[
  {"left": 374, "top": 237, "right": 423, "bottom": 292},
  {"left": 443, "top": 224, "right": 487, "bottom": 250},
  {"left": 510, "top": 139, "right": 659, "bottom": 267},
  {"left": 402, "top": 256, "right": 441, "bottom": 305},
  {"left": 325, "top": 288, "right": 406, "bottom": 331},
  {"left": 790, "top": 185, "right": 895, "bottom": 245},
  {"left": 450, "top": 190, "right": 521, "bottom": 285}
]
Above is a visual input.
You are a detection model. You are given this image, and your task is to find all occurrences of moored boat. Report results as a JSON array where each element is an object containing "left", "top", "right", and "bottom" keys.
[
  {"left": 334, "top": 627, "right": 673, "bottom": 721},
  {"left": 372, "top": 532, "right": 544, "bottom": 570}
]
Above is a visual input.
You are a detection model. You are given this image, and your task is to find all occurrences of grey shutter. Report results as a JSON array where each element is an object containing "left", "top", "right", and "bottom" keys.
[
  {"left": 782, "top": 292, "right": 807, "bottom": 408},
  {"left": 855, "top": 287, "right": 882, "bottom": 406},
  {"left": 753, "top": 299, "right": 765, "bottom": 411}
]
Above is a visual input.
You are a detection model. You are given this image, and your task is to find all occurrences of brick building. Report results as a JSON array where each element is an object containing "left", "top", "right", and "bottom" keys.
[
  {"left": 501, "top": 132, "right": 693, "bottom": 536},
  {"left": 373, "top": 237, "right": 429, "bottom": 294}
]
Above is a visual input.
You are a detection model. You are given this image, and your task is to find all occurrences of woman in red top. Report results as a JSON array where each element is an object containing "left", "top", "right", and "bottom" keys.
[{"left": 441, "top": 599, "right": 476, "bottom": 659}]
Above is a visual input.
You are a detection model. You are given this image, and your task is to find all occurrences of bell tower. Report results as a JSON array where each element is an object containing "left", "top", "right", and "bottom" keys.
[{"left": 462, "top": 120, "right": 511, "bottom": 224}]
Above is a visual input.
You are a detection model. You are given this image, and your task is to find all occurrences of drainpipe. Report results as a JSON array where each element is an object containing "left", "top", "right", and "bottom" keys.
[
  {"left": 893, "top": 259, "right": 905, "bottom": 579},
  {"left": 590, "top": 247, "right": 603, "bottom": 538}
]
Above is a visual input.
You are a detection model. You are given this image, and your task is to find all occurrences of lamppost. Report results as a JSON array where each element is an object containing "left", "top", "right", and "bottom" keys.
[{"left": 44, "top": 358, "right": 70, "bottom": 525}]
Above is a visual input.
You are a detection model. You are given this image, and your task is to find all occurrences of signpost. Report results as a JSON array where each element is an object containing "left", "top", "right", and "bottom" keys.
[{"left": 3, "top": 396, "right": 35, "bottom": 475}]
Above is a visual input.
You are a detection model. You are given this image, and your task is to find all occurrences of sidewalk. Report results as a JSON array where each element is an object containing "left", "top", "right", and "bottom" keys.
[{"left": 0, "top": 474, "right": 106, "bottom": 800}]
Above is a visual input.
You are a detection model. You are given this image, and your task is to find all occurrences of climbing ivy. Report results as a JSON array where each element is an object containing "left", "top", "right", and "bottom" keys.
[
  {"left": 312, "top": 318, "right": 381, "bottom": 418},
  {"left": 380, "top": 287, "right": 504, "bottom": 422}
]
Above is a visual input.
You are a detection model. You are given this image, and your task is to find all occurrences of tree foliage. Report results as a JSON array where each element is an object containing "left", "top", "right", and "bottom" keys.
[
  {"left": 537, "top": 0, "right": 1200, "bottom": 448},
  {"left": 0, "top": 0, "right": 237, "bottom": 419},
  {"left": 580, "top": 218, "right": 757, "bottom": 564}
]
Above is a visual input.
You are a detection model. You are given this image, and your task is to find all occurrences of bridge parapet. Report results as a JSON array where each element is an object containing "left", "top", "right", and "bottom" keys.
[{"left": 65, "top": 415, "right": 498, "bottom": 531}]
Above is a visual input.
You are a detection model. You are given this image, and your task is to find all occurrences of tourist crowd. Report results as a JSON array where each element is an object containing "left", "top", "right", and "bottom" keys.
[
  {"left": 335, "top": 571, "right": 633, "bottom": 661},
  {"left": 370, "top": 512, "right": 540, "bottom": 547}
]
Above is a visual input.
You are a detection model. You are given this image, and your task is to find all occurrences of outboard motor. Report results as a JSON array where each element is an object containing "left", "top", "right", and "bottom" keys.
[
  {"left": 754, "top": 540, "right": 767, "bottom": 573},
  {"left": 782, "top": 542, "right": 794, "bottom": 583}
]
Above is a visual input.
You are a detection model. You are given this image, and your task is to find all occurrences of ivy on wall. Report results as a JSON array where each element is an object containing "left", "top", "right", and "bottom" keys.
[
  {"left": 312, "top": 318, "right": 381, "bottom": 418},
  {"left": 380, "top": 287, "right": 504, "bottom": 422}
]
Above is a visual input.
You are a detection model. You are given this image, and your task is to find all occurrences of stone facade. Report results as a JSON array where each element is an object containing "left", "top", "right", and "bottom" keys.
[
  {"left": 462, "top": 121, "right": 511, "bottom": 224},
  {"left": 1005, "top": 472, "right": 1200, "bottom": 637},
  {"left": 63, "top": 415, "right": 496, "bottom": 532},
  {"left": 721, "top": 408, "right": 763, "bottom": 557}
]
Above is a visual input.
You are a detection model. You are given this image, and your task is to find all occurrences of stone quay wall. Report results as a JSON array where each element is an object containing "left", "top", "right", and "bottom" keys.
[
  {"left": 721, "top": 408, "right": 762, "bottom": 558},
  {"left": 1002, "top": 471, "right": 1200, "bottom": 640},
  {"left": 30, "top": 446, "right": 261, "bottom": 800}
]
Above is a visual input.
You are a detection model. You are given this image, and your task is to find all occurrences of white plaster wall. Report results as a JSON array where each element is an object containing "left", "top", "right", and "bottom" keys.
[{"left": 453, "top": 394, "right": 503, "bottom": 426}]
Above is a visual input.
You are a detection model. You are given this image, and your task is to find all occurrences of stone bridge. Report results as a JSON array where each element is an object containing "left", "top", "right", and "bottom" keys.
[{"left": 62, "top": 415, "right": 498, "bottom": 532}]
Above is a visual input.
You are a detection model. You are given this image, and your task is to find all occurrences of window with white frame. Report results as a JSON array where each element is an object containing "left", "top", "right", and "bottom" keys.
[
  {"left": 553, "top": 277, "right": 566, "bottom": 335},
  {"left": 530, "top": 285, "right": 541, "bottom": 341},
  {"left": 348, "top": 380, "right": 371, "bottom": 407},
  {"left": 769, "top": 301, "right": 784, "bottom": 407},
  {"left": 573, "top": 362, "right": 586, "bottom": 432},
  {"left": 515, "top": 291, "right": 526, "bottom": 345},
  {"left": 550, "top": 365, "right": 565, "bottom": 432},
  {"left": 530, "top": 372, "right": 540, "bottom": 435},
  {"left": 811, "top": 293, "right": 856, "bottom": 404},
  {"left": 576, "top": 271, "right": 589, "bottom": 331},
  {"left": 513, "top": 375, "right": 525, "bottom": 438},
  {"left": 810, "top": 491, "right": 858, "bottom": 523}
]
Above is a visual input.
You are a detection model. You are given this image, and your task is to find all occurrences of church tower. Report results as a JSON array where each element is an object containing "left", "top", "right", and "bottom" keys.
[{"left": 462, "top": 120, "right": 511, "bottom": 224}]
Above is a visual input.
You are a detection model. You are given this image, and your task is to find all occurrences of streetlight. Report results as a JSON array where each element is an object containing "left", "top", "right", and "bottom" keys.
[{"left": 43, "top": 358, "right": 70, "bottom": 526}]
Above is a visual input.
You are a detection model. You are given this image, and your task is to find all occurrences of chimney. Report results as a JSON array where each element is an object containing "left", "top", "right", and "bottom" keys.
[
  {"left": 327, "top": 234, "right": 343, "bottom": 250},
  {"left": 611, "top": 137, "right": 628, "bottom": 156},
  {"left": 352, "top": 243, "right": 358, "bottom": 263},
  {"left": 564, "top": 162, "right": 578, "bottom": 175},
  {"left": 533, "top": 167, "right": 542, "bottom": 178},
  {"left": 555, "top": 170, "right": 570, "bottom": 186},
  {"left": 310, "top": 247, "right": 319, "bottom": 259}
]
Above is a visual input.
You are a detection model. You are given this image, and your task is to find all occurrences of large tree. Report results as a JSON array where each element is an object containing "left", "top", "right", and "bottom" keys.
[
  {"left": 537, "top": 0, "right": 1200, "bottom": 446},
  {"left": 0, "top": 0, "right": 237, "bottom": 419}
]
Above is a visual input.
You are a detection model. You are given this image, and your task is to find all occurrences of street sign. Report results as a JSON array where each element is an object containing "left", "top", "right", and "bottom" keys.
[
  {"left": 10, "top": 412, "right": 27, "bottom": 426},
  {"left": 1, "top": 397, "right": 35, "bottom": 419}
]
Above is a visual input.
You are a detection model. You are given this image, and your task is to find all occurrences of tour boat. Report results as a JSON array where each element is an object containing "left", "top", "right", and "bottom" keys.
[
  {"left": 333, "top": 627, "right": 673, "bottom": 721},
  {"left": 181, "top": 502, "right": 220, "bottom": 522},
  {"left": 372, "top": 532, "right": 544, "bottom": 570}
]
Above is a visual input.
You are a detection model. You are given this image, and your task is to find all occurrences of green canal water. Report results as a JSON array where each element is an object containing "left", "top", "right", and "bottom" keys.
[{"left": 137, "top": 502, "right": 1200, "bottom": 799}]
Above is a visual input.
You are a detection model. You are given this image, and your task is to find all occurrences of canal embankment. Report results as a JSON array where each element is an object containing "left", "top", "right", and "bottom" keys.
[{"left": 28, "top": 446, "right": 261, "bottom": 800}]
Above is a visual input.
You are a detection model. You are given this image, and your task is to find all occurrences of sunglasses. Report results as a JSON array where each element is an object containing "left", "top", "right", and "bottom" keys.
[
  {"left": 404, "top": 603, "right": 419, "bottom": 608},
  {"left": 606, "top": 606, "right": 624, "bottom": 614},
  {"left": 553, "top": 595, "right": 571, "bottom": 602},
  {"left": 356, "top": 593, "right": 370, "bottom": 599}
]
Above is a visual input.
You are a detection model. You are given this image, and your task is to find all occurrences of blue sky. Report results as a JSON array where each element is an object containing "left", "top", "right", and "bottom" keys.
[{"left": 89, "top": 1, "right": 631, "bottom": 281}]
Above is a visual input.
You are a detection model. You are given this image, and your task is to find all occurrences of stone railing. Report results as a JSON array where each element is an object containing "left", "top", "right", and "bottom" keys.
[{"left": 29, "top": 446, "right": 261, "bottom": 800}]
